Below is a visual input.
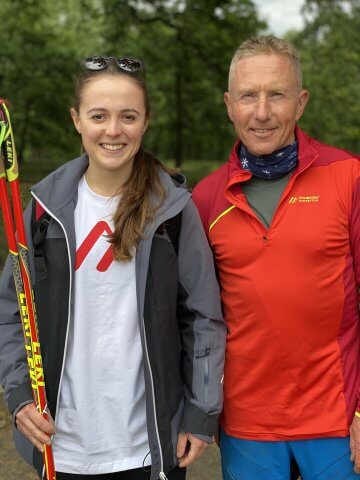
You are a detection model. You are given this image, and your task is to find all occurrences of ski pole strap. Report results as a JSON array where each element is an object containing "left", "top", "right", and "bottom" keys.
[{"left": 0, "top": 101, "right": 18, "bottom": 182}]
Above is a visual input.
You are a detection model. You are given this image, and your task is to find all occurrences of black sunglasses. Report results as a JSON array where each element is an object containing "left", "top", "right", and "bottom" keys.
[{"left": 84, "top": 56, "right": 143, "bottom": 73}]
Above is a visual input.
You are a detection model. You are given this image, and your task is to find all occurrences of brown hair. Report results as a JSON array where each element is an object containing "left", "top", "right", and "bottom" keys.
[
  {"left": 229, "top": 35, "right": 303, "bottom": 91},
  {"left": 73, "top": 59, "right": 174, "bottom": 261}
]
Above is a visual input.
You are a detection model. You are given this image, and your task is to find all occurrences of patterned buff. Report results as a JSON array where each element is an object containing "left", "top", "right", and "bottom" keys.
[{"left": 239, "top": 141, "right": 298, "bottom": 180}]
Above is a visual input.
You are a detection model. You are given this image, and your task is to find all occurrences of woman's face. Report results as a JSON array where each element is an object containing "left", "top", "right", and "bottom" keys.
[{"left": 71, "top": 74, "right": 148, "bottom": 183}]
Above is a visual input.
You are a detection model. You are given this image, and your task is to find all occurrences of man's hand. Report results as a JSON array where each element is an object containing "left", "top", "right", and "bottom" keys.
[
  {"left": 16, "top": 403, "right": 55, "bottom": 453},
  {"left": 177, "top": 432, "right": 209, "bottom": 467},
  {"left": 350, "top": 414, "right": 360, "bottom": 473}
]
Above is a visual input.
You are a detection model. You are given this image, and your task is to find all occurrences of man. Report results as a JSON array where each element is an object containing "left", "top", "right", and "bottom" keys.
[{"left": 193, "top": 35, "right": 360, "bottom": 480}]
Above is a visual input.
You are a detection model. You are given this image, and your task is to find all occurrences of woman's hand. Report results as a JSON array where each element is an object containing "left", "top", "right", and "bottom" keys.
[
  {"left": 177, "top": 432, "right": 209, "bottom": 467},
  {"left": 15, "top": 403, "right": 56, "bottom": 453}
]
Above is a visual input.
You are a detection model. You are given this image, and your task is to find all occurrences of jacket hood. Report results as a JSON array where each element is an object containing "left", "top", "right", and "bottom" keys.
[{"left": 156, "top": 168, "right": 190, "bottom": 219}]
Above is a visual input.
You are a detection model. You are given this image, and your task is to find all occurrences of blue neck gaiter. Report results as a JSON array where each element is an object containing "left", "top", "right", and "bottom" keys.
[{"left": 239, "top": 141, "right": 298, "bottom": 180}]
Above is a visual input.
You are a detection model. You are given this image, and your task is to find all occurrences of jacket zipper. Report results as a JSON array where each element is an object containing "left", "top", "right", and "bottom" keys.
[
  {"left": 140, "top": 207, "right": 188, "bottom": 479},
  {"left": 196, "top": 347, "right": 210, "bottom": 402},
  {"left": 141, "top": 310, "right": 165, "bottom": 476},
  {"left": 31, "top": 192, "right": 73, "bottom": 479}
]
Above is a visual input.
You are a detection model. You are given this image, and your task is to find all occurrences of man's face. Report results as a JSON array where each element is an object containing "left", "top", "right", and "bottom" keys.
[{"left": 224, "top": 54, "right": 309, "bottom": 157}]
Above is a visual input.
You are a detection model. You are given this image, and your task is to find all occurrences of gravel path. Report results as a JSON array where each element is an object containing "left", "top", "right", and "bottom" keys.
[{"left": 0, "top": 395, "right": 221, "bottom": 480}]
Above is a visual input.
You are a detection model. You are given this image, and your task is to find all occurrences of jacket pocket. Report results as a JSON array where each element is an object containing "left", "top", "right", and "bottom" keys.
[{"left": 195, "top": 346, "right": 211, "bottom": 402}]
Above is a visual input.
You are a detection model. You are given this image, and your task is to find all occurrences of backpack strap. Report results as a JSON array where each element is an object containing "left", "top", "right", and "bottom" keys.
[
  {"left": 31, "top": 200, "right": 51, "bottom": 282},
  {"left": 165, "top": 212, "right": 182, "bottom": 255},
  {"left": 156, "top": 211, "right": 182, "bottom": 255}
]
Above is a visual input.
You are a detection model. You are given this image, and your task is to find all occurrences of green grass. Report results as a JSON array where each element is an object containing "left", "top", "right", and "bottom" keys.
[{"left": 0, "top": 159, "right": 222, "bottom": 270}]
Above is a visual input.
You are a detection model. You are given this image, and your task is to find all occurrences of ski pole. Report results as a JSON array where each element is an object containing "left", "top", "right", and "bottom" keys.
[{"left": 0, "top": 100, "right": 56, "bottom": 480}]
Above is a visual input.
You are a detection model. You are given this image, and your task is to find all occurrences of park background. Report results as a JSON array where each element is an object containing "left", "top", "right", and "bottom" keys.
[{"left": 0, "top": 0, "right": 359, "bottom": 478}]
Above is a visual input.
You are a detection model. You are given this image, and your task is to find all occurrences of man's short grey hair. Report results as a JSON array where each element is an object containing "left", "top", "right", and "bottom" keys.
[{"left": 228, "top": 35, "right": 303, "bottom": 91}]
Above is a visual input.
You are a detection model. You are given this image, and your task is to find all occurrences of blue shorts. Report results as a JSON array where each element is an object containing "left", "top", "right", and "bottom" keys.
[{"left": 220, "top": 431, "right": 359, "bottom": 480}]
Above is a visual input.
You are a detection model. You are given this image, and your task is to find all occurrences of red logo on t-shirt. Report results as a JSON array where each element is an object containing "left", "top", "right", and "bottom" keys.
[{"left": 75, "top": 221, "right": 114, "bottom": 272}]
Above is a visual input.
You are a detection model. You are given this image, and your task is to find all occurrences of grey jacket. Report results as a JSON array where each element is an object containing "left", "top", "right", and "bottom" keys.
[{"left": 0, "top": 154, "right": 226, "bottom": 479}]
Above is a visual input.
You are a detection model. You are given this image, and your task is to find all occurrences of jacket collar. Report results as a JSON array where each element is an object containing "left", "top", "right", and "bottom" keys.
[{"left": 31, "top": 154, "right": 89, "bottom": 214}]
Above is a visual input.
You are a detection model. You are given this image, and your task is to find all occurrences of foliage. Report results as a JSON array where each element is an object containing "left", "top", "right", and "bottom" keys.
[
  {"left": 294, "top": 0, "right": 360, "bottom": 152},
  {"left": 0, "top": 0, "right": 104, "bottom": 167}
]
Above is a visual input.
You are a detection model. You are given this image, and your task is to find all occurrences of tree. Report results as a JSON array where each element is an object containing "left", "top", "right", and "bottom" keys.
[
  {"left": 0, "top": 0, "right": 104, "bottom": 167},
  {"left": 294, "top": 0, "right": 360, "bottom": 152}
]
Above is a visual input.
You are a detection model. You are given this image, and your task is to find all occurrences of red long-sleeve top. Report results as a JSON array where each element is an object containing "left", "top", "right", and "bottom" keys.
[{"left": 193, "top": 126, "right": 360, "bottom": 440}]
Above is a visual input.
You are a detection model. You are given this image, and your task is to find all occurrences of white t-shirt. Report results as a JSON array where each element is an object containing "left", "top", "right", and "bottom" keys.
[{"left": 52, "top": 176, "right": 150, "bottom": 474}]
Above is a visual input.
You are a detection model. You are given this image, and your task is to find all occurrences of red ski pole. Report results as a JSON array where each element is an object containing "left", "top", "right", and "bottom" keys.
[{"left": 0, "top": 100, "right": 56, "bottom": 480}]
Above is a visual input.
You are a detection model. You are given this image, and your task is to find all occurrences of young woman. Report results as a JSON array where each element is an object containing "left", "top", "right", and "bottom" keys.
[{"left": 0, "top": 57, "right": 225, "bottom": 480}]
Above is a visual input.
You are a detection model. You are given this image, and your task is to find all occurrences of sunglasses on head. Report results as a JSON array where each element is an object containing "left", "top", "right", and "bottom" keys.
[{"left": 83, "top": 56, "right": 143, "bottom": 73}]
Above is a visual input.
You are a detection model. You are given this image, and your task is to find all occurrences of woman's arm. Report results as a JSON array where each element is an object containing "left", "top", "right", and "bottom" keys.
[{"left": 176, "top": 199, "right": 226, "bottom": 438}]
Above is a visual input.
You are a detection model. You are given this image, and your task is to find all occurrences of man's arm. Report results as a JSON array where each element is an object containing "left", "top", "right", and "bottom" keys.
[{"left": 349, "top": 175, "right": 360, "bottom": 473}]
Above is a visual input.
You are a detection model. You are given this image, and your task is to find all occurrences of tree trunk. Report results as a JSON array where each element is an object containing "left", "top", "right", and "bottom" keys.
[{"left": 174, "top": 27, "right": 184, "bottom": 168}]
